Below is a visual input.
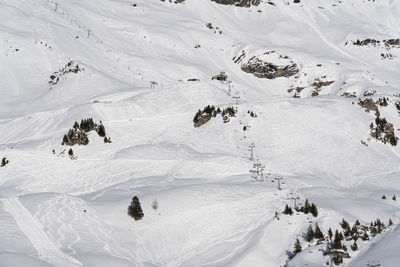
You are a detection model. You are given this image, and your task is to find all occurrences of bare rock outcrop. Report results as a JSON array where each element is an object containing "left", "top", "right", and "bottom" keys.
[
  {"left": 210, "top": 0, "right": 261, "bottom": 7},
  {"left": 241, "top": 57, "right": 299, "bottom": 79}
]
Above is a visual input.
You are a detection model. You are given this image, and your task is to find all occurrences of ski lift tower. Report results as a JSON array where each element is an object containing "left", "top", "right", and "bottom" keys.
[
  {"left": 253, "top": 160, "right": 262, "bottom": 181},
  {"left": 260, "top": 164, "right": 266, "bottom": 182},
  {"left": 289, "top": 194, "right": 300, "bottom": 209},
  {"left": 248, "top": 143, "right": 255, "bottom": 161},
  {"left": 227, "top": 81, "right": 232, "bottom": 95},
  {"left": 275, "top": 176, "right": 283, "bottom": 190},
  {"left": 232, "top": 95, "right": 240, "bottom": 105}
]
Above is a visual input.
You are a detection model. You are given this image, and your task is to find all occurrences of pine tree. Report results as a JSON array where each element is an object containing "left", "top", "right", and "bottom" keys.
[
  {"left": 363, "top": 231, "right": 369, "bottom": 241},
  {"left": 324, "top": 243, "right": 331, "bottom": 255},
  {"left": 333, "top": 230, "right": 342, "bottom": 249},
  {"left": 98, "top": 124, "right": 106, "bottom": 137},
  {"left": 389, "top": 218, "right": 393, "bottom": 226},
  {"left": 393, "top": 195, "right": 397, "bottom": 201},
  {"left": 328, "top": 228, "right": 333, "bottom": 241},
  {"left": 351, "top": 224, "right": 358, "bottom": 238},
  {"left": 341, "top": 219, "right": 351, "bottom": 237},
  {"left": 62, "top": 134, "right": 68, "bottom": 145},
  {"left": 128, "top": 196, "right": 144, "bottom": 221},
  {"left": 293, "top": 238, "right": 302, "bottom": 256},
  {"left": 310, "top": 203, "right": 318, "bottom": 217},
  {"left": 194, "top": 109, "right": 202, "bottom": 123},
  {"left": 68, "top": 148, "right": 74, "bottom": 159},
  {"left": 352, "top": 240, "right": 358, "bottom": 251},
  {"left": 283, "top": 204, "right": 293, "bottom": 215},
  {"left": 306, "top": 225, "right": 314, "bottom": 242},
  {"left": 376, "top": 219, "right": 383, "bottom": 234},
  {"left": 1, "top": 157, "right": 8, "bottom": 167},
  {"left": 382, "top": 194, "right": 386, "bottom": 199},
  {"left": 304, "top": 199, "right": 310, "bottom": 214},
  {"left": 314, "top": 222, "right": 324, "bottom": 239}
]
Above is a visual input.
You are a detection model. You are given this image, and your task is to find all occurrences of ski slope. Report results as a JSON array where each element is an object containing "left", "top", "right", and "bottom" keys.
[{"left": 1, "top": 0, "right": 400, "bottom": 266}]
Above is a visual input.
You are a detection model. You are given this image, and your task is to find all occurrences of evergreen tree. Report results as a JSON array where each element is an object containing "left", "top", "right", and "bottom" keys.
[
  {"left": 351, "top": 224, "right": 358, "bottom": 238},
  {"left": 314, "top": 223, "right": 324, "bottom": 239},
  {"left": 389, "top": 218, "right": 393, "bottom": 226},
  {"left": 293, "top": 238, "right": 302, "bottom": 256},
  {"left": 376, "top": 219, "right": 383, "bottom": 234},
  {"left": 304, "top": 199, "right": 310, "bottom": 214},
  {"left": 310, "top": 203, "right": 318, "bottom": 217},
  {"left": 363, "top": 231, "right": 369, "bottom": 241},
  {"left": 283, "top": 204, "right": 293, "bottom": 215},
  {"left": 1, "top": 157, "right": 9, "bottom": 167},
  {"left": 62, "top": 134, "right": 68, "bottom": 145},
  {"left": 98, "top": 124, "right": 106, "bottom": 137},
  {"left": 352, "top": 240, "right": 358, "bottom": 251},
  {"left": 324, "top": 243, "right": 331, "bottom": 255},
  {"left": 193, "top": 109, "right": 202, "bottom": 123},
  {"left": 341, "top": 219, "right": 351, "bottom": 237},
  {"left": 333, "top": 230, "right": 342, "bottom": 249},
  {"left": 73, "top": 121, "right": 79, "bottom": 129},
  {"left": 306, "top": 225, "right": 314, "bottom": 242},
  {"left": 393, "top": 195, "right": 397, "bottom": 201},
  {"left": 328, "top": 228, "right": 333, "bottom": 241},
  {"left": 128, "top": 196, "right": 144, "bottom": 220},
  {"left": 68, "top": 148, "right": 73, "bottom": 157},
  {"left": 382, "top": 194, "right": 386, "bottom": 199}
]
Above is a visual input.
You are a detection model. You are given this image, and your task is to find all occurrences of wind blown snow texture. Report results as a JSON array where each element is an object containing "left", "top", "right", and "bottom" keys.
[{"left": 1, "top": 0, "right": 400, "bottom": 266}]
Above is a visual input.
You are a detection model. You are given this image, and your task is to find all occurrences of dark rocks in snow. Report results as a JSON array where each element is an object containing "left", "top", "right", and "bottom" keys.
[
  {"left": 241, "top": 57, "right": 299, "bottom": 79},
  {"left": 370, "top": 111, "right": 397, "bottom": 146},
  {"left": 210, "top": 0, "right": 261, "bottom": 7},
  {"left": 311, "top": 79, "right": 335, "bottom": 97},
  {"left": 383, "top": 38, "right": 400, "bottom": 48},
  {"left": 49, "top": 60, "right": 83, "bottom": 87},
  {"left": 349, "top": 38, "right": 400, "bottom": 48},
  {"left": 358, "top": 98, "right": 377, "bottom": 113},
  {"left": 211, "top": 72, "right": 228, "bottom": 81},
  {"left": 233, "top": 50, "right": 246, "bottom": 64},
  {"left": 351, "top": 38, "right": 380, "bottom": 47}
]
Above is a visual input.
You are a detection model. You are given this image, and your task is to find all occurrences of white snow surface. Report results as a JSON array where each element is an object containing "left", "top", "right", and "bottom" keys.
[{"left": 1, "top": 0, "right": 400, "bottom": 266}]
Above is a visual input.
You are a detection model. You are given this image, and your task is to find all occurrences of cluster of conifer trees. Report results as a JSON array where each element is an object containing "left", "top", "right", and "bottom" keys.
[{"left": 62, "top": 118, "right": 109, "bottom": 146}]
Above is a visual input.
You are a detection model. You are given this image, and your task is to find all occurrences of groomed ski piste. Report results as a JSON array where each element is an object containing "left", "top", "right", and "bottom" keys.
[{"left": 1, "top": 0, "right": 400, "bottom": 266}]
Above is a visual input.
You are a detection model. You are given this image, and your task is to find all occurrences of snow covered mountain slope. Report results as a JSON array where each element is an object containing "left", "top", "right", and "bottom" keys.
[{"left": 1, "top": 0, "right": 400, "bottom": 266}]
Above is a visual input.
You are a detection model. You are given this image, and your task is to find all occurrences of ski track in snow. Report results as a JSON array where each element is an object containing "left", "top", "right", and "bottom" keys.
[
  {"left": 35, "top": 194, "right": 142, "bottom": 266},
  {"left": 1, "top": 197, "right": 82, "bottom": 267}
]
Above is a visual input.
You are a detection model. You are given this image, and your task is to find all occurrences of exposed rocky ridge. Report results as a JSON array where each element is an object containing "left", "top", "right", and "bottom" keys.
[
  {"left": 241, "top": 56, "right": 299, "bottom": 79},
  {"left": 348, "top": 38, "right": 400, "bottom": 48},
  {"left": 210, "top": 0, "right": 261, "bottom": 7}
]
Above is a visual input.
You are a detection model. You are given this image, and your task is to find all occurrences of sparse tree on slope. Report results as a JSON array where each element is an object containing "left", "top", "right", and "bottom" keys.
[
  {"left": 128, "top": 196, "right": 144, "bottom": 221},
  {"left": 314, "top": 222, "right": 324, "bottom": 239},
  {"left": 292, "top": 238, "right": 302, "bottom": 257}
]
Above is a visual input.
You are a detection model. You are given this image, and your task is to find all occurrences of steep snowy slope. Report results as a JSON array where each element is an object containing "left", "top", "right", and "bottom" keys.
[{"left": 1, "top": 0, "right": 400, "bottom": 266}]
